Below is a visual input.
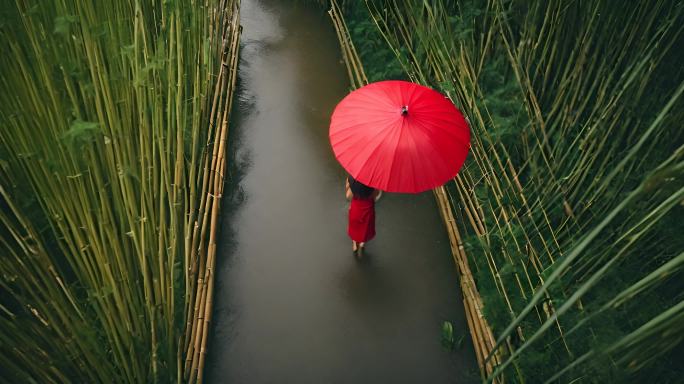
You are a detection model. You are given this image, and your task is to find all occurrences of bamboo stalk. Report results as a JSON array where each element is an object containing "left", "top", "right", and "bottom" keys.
[{"left": 434, "top": 186, "right": 502, "bottom": 381}]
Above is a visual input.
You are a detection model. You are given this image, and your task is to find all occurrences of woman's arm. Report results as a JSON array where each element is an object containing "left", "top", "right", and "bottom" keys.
[{"left": 345, "top": 178, "right": 353, "bottom": 200}]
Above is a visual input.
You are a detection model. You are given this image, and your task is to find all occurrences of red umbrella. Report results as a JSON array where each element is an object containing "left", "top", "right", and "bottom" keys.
[{"left": 329, "top": 80, "right": 470, "bottom": 193}]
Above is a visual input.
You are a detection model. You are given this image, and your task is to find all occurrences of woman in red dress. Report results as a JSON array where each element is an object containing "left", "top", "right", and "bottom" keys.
[{"left": 345, "top": 176, "right": 381, "bottom": 257}]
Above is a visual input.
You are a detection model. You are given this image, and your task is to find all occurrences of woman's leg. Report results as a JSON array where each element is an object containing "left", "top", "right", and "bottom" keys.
[{"left": 352, "top": 240, "right": 358, "bottom": 252}]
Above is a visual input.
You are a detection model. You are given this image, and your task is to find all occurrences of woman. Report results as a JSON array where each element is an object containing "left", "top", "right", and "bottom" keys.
[{"left": 345, "top": 176, "right": 381, "bottom": 257}]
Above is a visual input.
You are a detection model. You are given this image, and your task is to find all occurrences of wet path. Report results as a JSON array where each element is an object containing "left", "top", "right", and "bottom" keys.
[{"left": 206, "top": 1, "right": 477, "bottom": 382}]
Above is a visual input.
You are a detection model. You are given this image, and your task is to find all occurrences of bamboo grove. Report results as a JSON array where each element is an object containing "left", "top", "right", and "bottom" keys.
[
  {"left": 329, "top": 0, "right": 684, "bottom": 382},
  {"left": 0, "top": 0, "right": 240, "bottom": 382}
]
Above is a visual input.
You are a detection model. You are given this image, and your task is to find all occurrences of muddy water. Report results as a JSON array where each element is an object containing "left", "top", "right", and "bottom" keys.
[{"left": 206, "top": 1, "right": 477, "bottom": 382}]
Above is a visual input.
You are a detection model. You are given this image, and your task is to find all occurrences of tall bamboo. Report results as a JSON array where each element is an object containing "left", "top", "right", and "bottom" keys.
[{"left": 1, "top": 0, "right": 241, "bottom": 381}]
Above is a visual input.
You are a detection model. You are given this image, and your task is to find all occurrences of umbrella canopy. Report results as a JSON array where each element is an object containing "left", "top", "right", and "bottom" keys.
[{"left": 329, "top": 80, "right": 470, "bottom": 193}]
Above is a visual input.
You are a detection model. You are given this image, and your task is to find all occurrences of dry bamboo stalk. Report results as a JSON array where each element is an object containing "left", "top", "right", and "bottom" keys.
[
  {"left": 328, "top": 7, "right": 356, "bottom": 89},
  {"left": 455, "top": 174, "right": 486, "bottom": 235},
  {"left": 332, "top": 0, "right": 367, "bottom": 86},
  {"left": 435, "top": 187, "right": 488, "bottom": 368},
  {"left": 464, "top": 293, "right": 494, "bottom": 377},
  {"left": 185, "top": 0, "right": 234, "bottom": 363},
  {"left": 454, "top": 234, "right": 501, "bottom": 368},
  {"left": 183, "top": 2, "right": 240, "bottom": 382},
  {"left": 454, "top": 176, "right": 484, "bottom": 237},
  {"left": 184, "top": 88, "right": 221, "bottom": 374},
  {"left": 196, "top": 9, "right": 241, "bottom": 382},
  {"left": 184, "top": 47, "right": 229, "bottom": 364},
  {"left": 463, "top": 296, "right": 486, "bottom": 370},
  {"left": 330, "top": 1, "right": 362, "bottom": 88},
  {"left": 434, "top": 186, "right": 502, "bottom": 382}
]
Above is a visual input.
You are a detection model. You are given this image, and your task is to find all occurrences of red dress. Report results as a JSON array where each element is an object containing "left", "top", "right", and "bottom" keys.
[{"left": 348, "top": 195, "right": 376, "bottom": 242}]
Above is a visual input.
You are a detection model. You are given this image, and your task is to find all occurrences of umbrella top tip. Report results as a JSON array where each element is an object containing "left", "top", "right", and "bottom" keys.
[{"left": 401, "top": 105, "right": 409, "bottom": 116}]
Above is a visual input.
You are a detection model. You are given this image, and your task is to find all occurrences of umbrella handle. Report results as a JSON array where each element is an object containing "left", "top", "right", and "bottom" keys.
[{"left": 345, "top": 178, "right": 353, "bottom": 201}]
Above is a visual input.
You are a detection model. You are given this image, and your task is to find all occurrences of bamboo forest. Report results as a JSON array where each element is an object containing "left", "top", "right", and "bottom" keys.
[{"left": 1, "top": 0, "right": 682, "bottom": 383}]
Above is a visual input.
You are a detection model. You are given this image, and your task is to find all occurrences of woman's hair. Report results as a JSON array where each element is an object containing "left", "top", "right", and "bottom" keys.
[{"left": 348, "top": 176, "right": 374, "bottom": 198}]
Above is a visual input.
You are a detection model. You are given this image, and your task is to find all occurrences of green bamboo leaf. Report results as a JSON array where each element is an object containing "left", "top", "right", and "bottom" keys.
[
  {"left": 53, "top": 15, "right": 77, "bottom": 36},
  {"left": 61, "top": 119, "right": 101, "bottom": 148}
]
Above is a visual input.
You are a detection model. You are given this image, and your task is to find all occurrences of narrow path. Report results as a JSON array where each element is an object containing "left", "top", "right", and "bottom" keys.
[{"left": 206, "top": 1, "right": 477, "bottom": 382}]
